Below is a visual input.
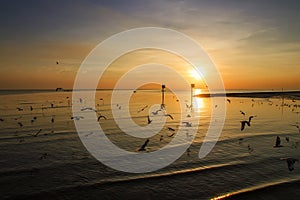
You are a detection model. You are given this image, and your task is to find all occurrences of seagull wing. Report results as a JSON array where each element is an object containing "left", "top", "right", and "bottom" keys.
[
  {"left": 240, "top": 121, "right": 246, "bottom": 131},
  {"left": 287, "top": 158, "right": 297, "bottom": 171},
  {"left": 166, "top": 114, "right": 174, "bottom": 120}
]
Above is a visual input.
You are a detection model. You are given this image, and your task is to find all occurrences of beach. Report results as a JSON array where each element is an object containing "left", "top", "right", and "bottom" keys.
[{"left": 1, "top": 90, "right": 300, "bottom": 199}]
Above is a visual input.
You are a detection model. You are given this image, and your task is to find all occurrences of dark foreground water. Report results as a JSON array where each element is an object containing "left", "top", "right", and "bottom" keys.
[{"left": 0, "top": 90, "right": 300, "bottom": 199}]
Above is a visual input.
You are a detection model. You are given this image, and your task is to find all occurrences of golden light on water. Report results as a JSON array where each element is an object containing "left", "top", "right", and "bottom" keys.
[{"left": 193, "top": 88, "right": 204, "bottom": 109}]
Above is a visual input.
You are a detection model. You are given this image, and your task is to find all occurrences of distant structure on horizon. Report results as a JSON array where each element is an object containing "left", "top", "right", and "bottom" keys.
[{"left": 55, "top": 88, "right": 63, "bottom": 91}]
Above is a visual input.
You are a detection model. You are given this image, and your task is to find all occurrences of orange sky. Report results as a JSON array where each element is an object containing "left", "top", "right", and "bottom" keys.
[{"left": 0, "top": 1, "right": 300, "bottom": 90}]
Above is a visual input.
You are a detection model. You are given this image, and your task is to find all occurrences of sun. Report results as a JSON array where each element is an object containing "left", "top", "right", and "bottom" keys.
[{"left": 189, "top": 69, "right": 202, "bottom": 81}]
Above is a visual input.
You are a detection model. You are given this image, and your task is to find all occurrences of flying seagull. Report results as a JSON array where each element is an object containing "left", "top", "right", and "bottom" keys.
[
  {"left": 34, "top": 129, "right": 42, "bottom": 137},
  {"left": 164, "top": 114, "right": 174, "bottom": 120},
  {"left": 137, "top": 105, "right": 148, "bottom": 113},
  {"left": 291, "top": 124, "right": 300, "bottom": 133},
  {"left": 274, "top": 136, "right": 283, "bottom": 147},
  {"left": 281, "top": 158, "right": 298, "bottom": 171},
  {"left": 71, "top": 116, "right": 84, "bottom": 120},
  {"left": 240, "top": 120, "right": 250, "bottom": 131},
  {"left": 167, "top": 127, "right": 175, "bottom": 131},
  {"left": 147, "top": 115, "right": 152, "bottom": 124},
  {"left": 248, "top": 115, "right": 256, "bottom": 123},
  {"left": 97, "top": 114, "right": 107, "bottom": 121},
  {"left": 151, "top": 109, "right": 162, "bottom": 115},
  {"left": 81, "top": 107, "right": 96, "bottom": 112},
  {"left": 17, "top": 122, "right": 23, "bottom": 127},
  {"left": 138, "top": 139, "right": 150, "bottom": 151},
  {"left": 182, "top": 122, "right": 192, "bottom": 127}
]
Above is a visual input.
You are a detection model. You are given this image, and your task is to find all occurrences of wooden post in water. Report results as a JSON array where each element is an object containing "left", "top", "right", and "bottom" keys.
[
  {"left": 191, "top": 84, "right": 195, "bottom": 109},
  {"left": 161, "top": 84, "right": 166, "bottom": 109}
]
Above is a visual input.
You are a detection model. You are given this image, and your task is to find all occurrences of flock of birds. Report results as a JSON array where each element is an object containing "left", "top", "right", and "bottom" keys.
[
  {"left": 0, "top": 92, "right": 300, "bottom": 172},
  {"left": 226, "top": 97, "right": 300, "bottom": 172}
]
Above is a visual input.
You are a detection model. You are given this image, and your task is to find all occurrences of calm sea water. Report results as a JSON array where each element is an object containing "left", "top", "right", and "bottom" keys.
[{"left": 0, "top": 90, "right": 300, "bottom": 199}]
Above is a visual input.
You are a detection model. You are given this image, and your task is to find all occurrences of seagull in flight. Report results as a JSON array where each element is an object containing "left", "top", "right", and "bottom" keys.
[
  {"left": 240, "top": 120, "right": 250, "bottom": 131},
  {"left": 281, "top": 158, "right": 298, "bottom": 171},
  {"left": 291, "top": 124, "right": 300, "bottom": 133},
  {"left": 248, "top": 115, "right": 256, "bottom": 123},
  {"left": 81, "top": 107, "right": 96, "bottom": 112},
  {"left": 71, "top": 116, "right": 84, "bottom": 120},
  {"left": 138, "top": 139, "right": 150, "bottom": 151},
  {"left": 97, "top": 114, "right": 107, "bottom": 121},
  {"left": 137, "top": 105, "right": 148, "bottom": 113},
  {"left": 240, "top": 115, "right": 256, "bottom": 131},
  {"left": 147, "top": 115, "right": 152, "bottom": 124},
  {"left": 167, "top": 127, "right": 175, "bottom": 131},
  {"left": 34, "top": 129, "right": 42, "bottom": 137},
  {"left": 164, "top": 114, "right": 174, "bottom": 120},
  {"left": 182, "top": 122, "right": 192, "bottom": 127},
  {"left": 274, "top": 136, "right": 282, "bottom": 147},
  {"left": 151, "top": 109, "right": 162, "bottom": 115}
]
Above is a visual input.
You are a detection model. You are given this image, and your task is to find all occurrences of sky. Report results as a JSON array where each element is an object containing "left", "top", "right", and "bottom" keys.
[{"left": 0, "top": 0, "right": 300, "bottom": 90}]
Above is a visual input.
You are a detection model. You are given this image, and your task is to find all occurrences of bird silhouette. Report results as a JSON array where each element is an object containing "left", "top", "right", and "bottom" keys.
[
  {"left": 182, "top": 122, "right": 192, "bottom": 127},
  {"left": 247, "top": 144, "right": 254, "bottom": 153},
  {"left": 274, "top": 136, "right": 282, "bottom": 147},
  {"left": 240, "top": 120, "right": 250, "bottom": 131},
  {"left": 168, "top": 132, "right": 176, "bottom": 137},
  {"left": 147, "top": 115, "right": 152, "bottom": 124},
  {"left": 164, "top": 114, "right": 174, "bottom": 120},
  {"left": 71, "top": 116, "right": 84, "bottom": 120},
  {"left": 151, "top": 109, "right": 162, "bottom": 115},
  {"left": 81, "top": 107, "right": 96, "bottom": 112},
  {"left": 281, "top": 158, "right": 298, "bottom": 171},
  {"left": 248, "top": 115, "right": 256, "bottom": 122},
  {"left": 286, "top": 136, "right": 290, "bottom": 143},
  {"left": 138, "top": 139, "right": 150, "bottom": 151},
  {"left": 160, "top": 135, "right": 164, "bottom": 142},
  {"left": 34, "top": 129, "right": 42, "bottom": 137},
  {"left": 39, "top": 153, "right": 49, "bottom": 160},
  {"left": 17, "top": 107, "right": 23, "bottom": 111},
  {"left": 97, "top": 115, "right": 107, "bottom": 121},
  {"left": 187, "top": 148, "right": 191, "bottom": 156},
  {"left": 137, "top": 105, "right": 148, "bottom": 113},
  {"left": 240, "top": 115, "right": 256, "bottom": 131},
  {"left": 167, "top": 127, "right": 175, "bottom": 131},
  {"left": 291, "top": 124, "right": 300, "bottom": 133}
]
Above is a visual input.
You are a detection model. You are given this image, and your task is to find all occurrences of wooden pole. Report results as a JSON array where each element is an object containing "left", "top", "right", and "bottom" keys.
[
  {"left": 191, "top": 84, "right": 195, "bottom": 108},
  {"left": 161, "top": 84, "right": 166, "bottom": 109}
]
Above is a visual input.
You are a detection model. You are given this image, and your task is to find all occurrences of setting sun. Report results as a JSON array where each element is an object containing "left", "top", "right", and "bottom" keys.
[{"left": 189, "top": 69, "right": 202, "bottom": 81}]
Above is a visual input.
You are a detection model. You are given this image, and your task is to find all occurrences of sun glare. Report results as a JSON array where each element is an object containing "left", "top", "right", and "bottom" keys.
[{"left": 189, "top": 69, "right": 202, "bottom": 80}]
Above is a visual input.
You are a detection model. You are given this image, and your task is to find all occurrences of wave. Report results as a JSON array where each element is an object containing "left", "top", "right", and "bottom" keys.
[{"left": 213, "top": 178, "right": 300, "bottom": 200}]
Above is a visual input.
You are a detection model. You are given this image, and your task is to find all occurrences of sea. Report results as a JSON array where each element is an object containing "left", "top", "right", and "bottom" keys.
[{"left": 0, "top": 89, "right": 300, "bottom": 199}]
